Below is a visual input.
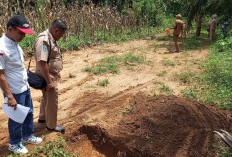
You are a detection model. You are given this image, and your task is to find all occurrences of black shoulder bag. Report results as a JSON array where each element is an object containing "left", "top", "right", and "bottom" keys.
[{"left": 27, "top": 36, "right": 51, "bottom": 89}]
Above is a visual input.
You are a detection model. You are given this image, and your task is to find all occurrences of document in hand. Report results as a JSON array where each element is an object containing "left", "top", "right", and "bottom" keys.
[{"left": 2, "top": 97, "right": 30, "bottom": 124}]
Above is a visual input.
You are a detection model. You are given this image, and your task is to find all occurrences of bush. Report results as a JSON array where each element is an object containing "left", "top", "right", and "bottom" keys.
[
  {"left": 133, "top": 0, "right": 162, "bottom": 26},
  {"left": 58, "top": 36, "right": 82, "bottom": 51},
  {"left": 193, "top": 37, "right": 232, "bottom": 108},
  {"left": 20, "top": 34, "right": 37, "bottom": 56}
]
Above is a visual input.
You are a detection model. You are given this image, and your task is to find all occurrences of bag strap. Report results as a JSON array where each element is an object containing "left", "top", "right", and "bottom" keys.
[
  {"left": 28, "top": 59, "right": 31, "bottom": 70},
  {"left": 27, "top": 34, "right": 52, "bottom": 71}
]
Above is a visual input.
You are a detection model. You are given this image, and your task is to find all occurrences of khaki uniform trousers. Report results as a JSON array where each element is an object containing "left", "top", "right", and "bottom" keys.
[{"left": 39, "top": 75, "right": 58, "bottom": 129}]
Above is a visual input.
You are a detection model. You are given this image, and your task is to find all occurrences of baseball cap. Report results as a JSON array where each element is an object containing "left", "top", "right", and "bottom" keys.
[{"left": 7, "top": 15, "right": 34, "bottom": 34}]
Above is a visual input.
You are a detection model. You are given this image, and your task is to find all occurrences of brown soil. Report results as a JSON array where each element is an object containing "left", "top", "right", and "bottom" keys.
[
  {"left": 65, "top": 93, "right": 232, "bottom": 157},
  {"left": 0, "top": 33, "right": 231, "bottom": 157}
]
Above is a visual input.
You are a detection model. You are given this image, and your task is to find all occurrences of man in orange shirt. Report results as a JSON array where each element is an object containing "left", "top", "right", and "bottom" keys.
[{"left": 170, "top": 14, "right": 184, "bottom": 52}]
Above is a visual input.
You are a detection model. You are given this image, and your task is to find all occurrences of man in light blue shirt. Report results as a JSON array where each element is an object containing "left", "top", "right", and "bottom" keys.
[{"left": 0, "top": 15, "right": 42, "bottom": 154}]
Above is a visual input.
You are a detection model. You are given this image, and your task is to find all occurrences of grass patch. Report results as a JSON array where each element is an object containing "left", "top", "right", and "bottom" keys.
[
  {"left": 153, "top": 44, "right": 161, "bottom": 52},
  {"left": 83, "top": 53, "right": 147, "bottom": 75},
  {"left": 83, "top": 66, "right": 93, "bottom": 72},
  {"left": 180, "top": 31, "right": 209, "bottom": 52},
  {"left": 156, "top": 35, "right": 169, "bottom": 41},
  {"left": 212, "top": 141, "right": 232, "bottom": 157},
  {"left": 68, "top": 71, "right": 76, "bottom": 78},
  {"left": 183, "top": 89, "right": 196, "bottom": 99},
  {"left": 184, "top": 32, "right": 232, "bottom": 109},
  {"left": 162, "top": 60, "right": 175, "bottom": 66},
  {"left": 157, "top": 70, "right": 167, "bottom": 77},
  {"left": 122, "top": 105, "right": 136, "bottom": 115},
  {"left": 176, "top": 71, "right": 196, "bottom": 83},
  {"left": 97, "top": 78, "right": 109, "bottom": 87},
  {"left": 9, "top": 136, "right": 75, "bottom": 157},
  {"left": 160, "top": 84, "right": 173, "bottom": 95},
  {"left": 153, "top": 80, "right": 163, "bottom": 85}
]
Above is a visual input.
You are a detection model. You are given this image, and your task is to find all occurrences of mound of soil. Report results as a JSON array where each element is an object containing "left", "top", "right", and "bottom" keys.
[{"left": 66, "top": 93, "right": 232, "bottom": 157}]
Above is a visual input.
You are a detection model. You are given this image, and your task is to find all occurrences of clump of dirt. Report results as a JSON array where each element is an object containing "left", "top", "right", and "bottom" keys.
[{"left": 65, "top": 93, "right": 232, "bottom": 157}]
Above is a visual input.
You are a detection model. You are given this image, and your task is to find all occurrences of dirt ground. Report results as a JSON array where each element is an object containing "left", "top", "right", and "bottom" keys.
[{"left": 0, "top": 34, "right": 231, "bottom": 157}]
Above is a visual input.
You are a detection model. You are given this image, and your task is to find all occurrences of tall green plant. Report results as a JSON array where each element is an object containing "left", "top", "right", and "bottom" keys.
[{"left": 133, "top": 0, "right": 162, "bottom": 26}]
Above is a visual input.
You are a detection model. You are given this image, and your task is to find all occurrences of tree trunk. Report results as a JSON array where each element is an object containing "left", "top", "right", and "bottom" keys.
[{"left": 196, "top": 15, "right": 202, "bottom": 37}]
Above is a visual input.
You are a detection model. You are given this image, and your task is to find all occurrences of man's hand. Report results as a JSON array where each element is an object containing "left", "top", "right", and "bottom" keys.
[
  {"left": 0, "top": 70, "right": 17, "bottom": 110},
  {"left": 46, "top": 82, "right": 55, "bottom": 91},
  {"left": 8, "top": 96, "right": 17, "bottom": 110}
]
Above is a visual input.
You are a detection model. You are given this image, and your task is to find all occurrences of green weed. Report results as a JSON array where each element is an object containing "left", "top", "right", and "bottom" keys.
[
  {"left": 68, "top": 71, "right": 75, "bottom": 78},
  {"left": 153, "top": 80, "right": 163, "bottom": 85},
  {"left": 160, "top": 85, "right": 173, "bottom": 95},
  {"left": 177, "top": 71, "right": 196, "bottom": 83},
  {"left": 183, "top": 89, "right": 196, "bottom": 99},
  {"left": 162, "top": 60, "right": 175, "bottom": 66},
  {"left": 97, "top": 78, "right": 109, "bottom": 87},
  {"left": 212, "top": 142, "right": 232, "bottom": 157},
  {"left": 122, "top": 105, "right": 136, "bottom": 115},
  {"left": 156, "top": 35, "right": 169, "bottom": 41},
  {"left": 180, "top": 33, "right": 208, "bottom": 52},
  {"left": 122, "top": 109, "right": 127, "bottom": 115},
  {"left": 83, "top": 66, "right": 93, "bottom": 72},
  {"left": 157, "top": 70, "right": 167, "bottom": 77},
  {"left": 9, "top": 136, "right": 75, "bottom": 157}
]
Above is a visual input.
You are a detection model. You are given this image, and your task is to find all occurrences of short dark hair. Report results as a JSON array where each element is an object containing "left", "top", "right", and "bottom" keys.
[{"left": 50, "top": 19, "right": 67, "bottom": 30}]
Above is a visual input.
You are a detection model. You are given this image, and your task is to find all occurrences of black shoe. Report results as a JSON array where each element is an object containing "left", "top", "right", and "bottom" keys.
[
  {"left": 47, "top": 126, "right": 65, "bottom": 133},
  {"left": 38, "top": 120, "right": 46, "bottom": 123}
]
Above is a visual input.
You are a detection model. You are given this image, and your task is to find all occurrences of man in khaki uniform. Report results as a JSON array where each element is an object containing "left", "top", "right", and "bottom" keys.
[
  {"left": 34, "top": 20, "right": 67, "bottom": 133},
  {"left": 170, "top": 14, "right": 184, "bottom": 52}
]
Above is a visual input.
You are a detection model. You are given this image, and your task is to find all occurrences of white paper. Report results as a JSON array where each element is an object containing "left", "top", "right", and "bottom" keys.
[{"left": 2, "top": 97, "right": 30, "bottom": 124}]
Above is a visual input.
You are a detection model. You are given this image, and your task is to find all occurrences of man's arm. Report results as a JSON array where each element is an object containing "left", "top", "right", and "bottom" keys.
[
  {"left": 0, "top": 70, "right": 17, "bottom": 109},
  {"left": 170, "top": 21, "right": 177, "bottom": 29},
  {"left": 180, "top": 23, "right": 184, "bottom": 38},
  {"left": 38, "top": 61, "right": 55, "bottom": 91}
]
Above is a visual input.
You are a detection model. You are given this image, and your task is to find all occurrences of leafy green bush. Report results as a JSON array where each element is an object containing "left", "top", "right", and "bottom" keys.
[
  {"left": 192, "top": 36, "right": 232, "bottom": 108},
  {"left": 20, "top": 34, "right": 37, "bottom": 56},
  {"left": 58, "top": 36, "right": 82, "bottom": 51},
  {"left": 133, "top": 0, "right": 162, "bottom": 26},
  {"left": 212, "top": 36, "right": 232, "bottom": 52}
]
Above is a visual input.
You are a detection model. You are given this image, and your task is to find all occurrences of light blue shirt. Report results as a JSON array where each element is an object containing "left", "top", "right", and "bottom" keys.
[{"left": 0, "top": 34, "right": 29, "bottom": 94}]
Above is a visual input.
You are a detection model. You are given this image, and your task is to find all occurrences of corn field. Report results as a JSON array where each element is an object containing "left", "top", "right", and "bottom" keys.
[{"left": 0, "top": 0, "right": 144, "bottom": 41}]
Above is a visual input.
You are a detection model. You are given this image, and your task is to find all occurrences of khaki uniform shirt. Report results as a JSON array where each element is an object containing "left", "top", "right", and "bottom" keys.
[
  {"left": 173, "top": 19, "right": 184, "bottom": 36},
  {"left": 34, "top": 29, "right": 63, "bottom": 77}
]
